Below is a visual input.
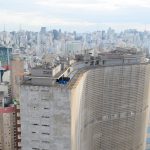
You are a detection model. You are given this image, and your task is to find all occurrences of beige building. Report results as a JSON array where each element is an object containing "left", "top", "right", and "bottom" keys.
[
  {"left": 72, "top": 64, "right": 150, "bottom": 150},
  {"left": 20, "top": 50, "right": 150, "bottom": 150},
  {"left": 0, "top": 106, "right": 17, "bottom": 150},
  {"left": 11, "top": 54, "right": 24, "bottom": 100},
  {"left": 10, "top": 54, "right": 23, "bottom": 150}
]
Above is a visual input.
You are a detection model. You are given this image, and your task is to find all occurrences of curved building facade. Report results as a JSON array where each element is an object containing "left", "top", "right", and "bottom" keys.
[
  {"left": 71, "top": 64, "right": 150, "bottom": 150},
  {"left": 20, "top": 50, "right": 150, "bottom": 150}
]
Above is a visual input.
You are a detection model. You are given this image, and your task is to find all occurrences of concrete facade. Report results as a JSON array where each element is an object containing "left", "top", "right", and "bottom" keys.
[
  {"left": 20, "top": 86, "right": 71, "bottom": 150},
  {"left": 73, "top": 64, "right": 150, "bottom": 150},
  {"left": 0, "top": 106, "right": 16, "bottom": 150},
  {"left": 20, "top": 56, "right": 150, "bottom": 150},
  {"left": 10, "top": 55, "right": 24, "bottom": 150},
  {"left": 11, "top": 58, "right": 24, "bottom": 100}
]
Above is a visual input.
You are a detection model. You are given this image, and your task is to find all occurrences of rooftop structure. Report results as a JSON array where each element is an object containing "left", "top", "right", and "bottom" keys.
[
  {"left": 20, "top": 48, "right": 150, "bottom": 150},
  {"left": 22, "top": 48, "right": 149, "bottom": 87},
  {"left": 0, "top": 47, "right": 12, "bottom": 68}
]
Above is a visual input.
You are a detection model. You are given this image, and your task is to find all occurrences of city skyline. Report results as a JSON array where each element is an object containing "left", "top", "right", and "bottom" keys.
[
  {"left": 1, "top": 0, "right": 150, "bottom": 32},
  {"left": 1, "top": 1, "right": 150, "bottom": 149}
]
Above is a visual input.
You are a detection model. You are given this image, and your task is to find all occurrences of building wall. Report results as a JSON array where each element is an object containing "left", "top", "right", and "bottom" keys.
[
  {"left": 73, "top": 64, "right": 150, "bottom": 150},
  {"left": 15, "top": 105, "right": 21, "bottom": 150},
  {"left": 20, "top": 63, "right": 150, "bottom": 150},
  {"left": 52, "top": 64, "right": 61, "bottom": 77},
  {"left": 0, "top": 47, "right": 12, "bottom": 67},
  {"left": 20, "top": 85, "right": 71, "bottom": 150},
  {"left": 11, "top": 59, "right": 24, "bottom": 100},
  {"left": 11, "top": 57, "right": 24, "bottom": 150},
  {"left": 70, "top": 72, "right": 87, "bottom": 150},
  {"left": 0, "top": 107, "right": 16, "bottom": 150}
]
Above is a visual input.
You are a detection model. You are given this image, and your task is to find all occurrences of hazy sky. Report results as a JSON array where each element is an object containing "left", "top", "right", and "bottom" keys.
[{"left": 0, "top": 0, "right": 150, "bottom": 32}]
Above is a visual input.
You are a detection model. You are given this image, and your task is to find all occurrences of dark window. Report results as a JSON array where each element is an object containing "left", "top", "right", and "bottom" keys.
[
  {"left": 42, "top": 125, "right": 50, "bottom": 127},
  {"left": 42, "top": 133, "right": 50, "bottom": 135},
  {"left": 32, "top": 124, "right": 39, "bottom": 126}
]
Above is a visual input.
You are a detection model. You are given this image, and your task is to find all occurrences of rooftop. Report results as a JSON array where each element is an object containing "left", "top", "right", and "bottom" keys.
[{"left": 22, "top": 48, "right": 150, "bottom": 87}]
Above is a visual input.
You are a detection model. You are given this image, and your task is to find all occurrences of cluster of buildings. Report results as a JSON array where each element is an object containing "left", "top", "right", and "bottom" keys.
[
  {"left": 0, "top": 47, "right": 23, "bottom": 150},
  {"left": 1, "top": 27, "right": 150, "bottom": 56},
  {"left": 0, "top": 27, "right": 150, "bottom": 150},
  {"left": 20, "top": 48, "right": 150, "bottom": 150}
]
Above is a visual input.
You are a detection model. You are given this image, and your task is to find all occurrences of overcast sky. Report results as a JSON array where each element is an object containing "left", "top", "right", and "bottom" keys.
[{"left": 0, "top": 0, "right": 150, "bottom": 32}]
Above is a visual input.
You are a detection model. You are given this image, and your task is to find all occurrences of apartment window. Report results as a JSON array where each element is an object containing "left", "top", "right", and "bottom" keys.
[
  {"left": 32, "top": 132, "right": 36, "bottom": 134},
  {"left": 41, "top": 89, "right": 49, "bottom": 92},
  {"left": 42, "top": 124, "right": 50, "bottom": 127},
  {"left": 32, "top": 123, "right": 39, "bottom": 126},
  {"left": 111, "top": 114, "right": 118, "bottom": 119},
  {"left": 44, "top": 108, "right": 49, "bottom": 110},
  {"left": 41, "top": 116, "right": 50, "bottom": 118},
  {"left": 42, "top": 133, "right": 50, "bottom": 135}
]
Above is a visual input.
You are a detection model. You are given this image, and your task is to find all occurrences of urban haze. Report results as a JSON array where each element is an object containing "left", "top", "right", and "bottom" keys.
[{"left": 0, "top": 0, "right": 150, "bottom": 150}]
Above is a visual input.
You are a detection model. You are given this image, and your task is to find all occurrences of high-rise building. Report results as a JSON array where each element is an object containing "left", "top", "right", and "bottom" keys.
[
  {"left": 0, "top": 47, "right": 12, "bottom": 69},
  {"left": 0, "top": 106, "right": 17, "bottom": 150},
  {"left": 72, "top": 61, "right": 150, "bottom": 150},
  {"left": 40, "top": 27, "right": 46, "bottom": 34},
  {"left": 20, "top": 49, "right": 150, "bottom": 150},
  {"left": 10, "top": 54, "right": 24, "bottom": 150},
  {"left": 11, "top": 54, "right": 24, "bottom": 100},
  {"left": 0, "top": 82, "right": 17, "bottom": 150},
  {"left": 65, "top": 41, "right": 82, "bottom": 55},
  {"left": 0, "top": 53, "right": 22, "bottom": 150}
]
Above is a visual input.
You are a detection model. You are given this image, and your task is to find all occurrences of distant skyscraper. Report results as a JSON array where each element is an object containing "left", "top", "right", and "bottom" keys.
[
  {"left": 66, "top": 41, "right": 82, "bottom": 55},
  {"left": 53, "top": 29, "right": 59, "bottom": 40},
  {"left": 20, "top": 49, "right": 150, "bottom": 150},
  {"left": 0, "top": 47, "right": 12, "bottom": 69},
  {"left": 40, "top": 27, "right": 46, "bottom": 34}
]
